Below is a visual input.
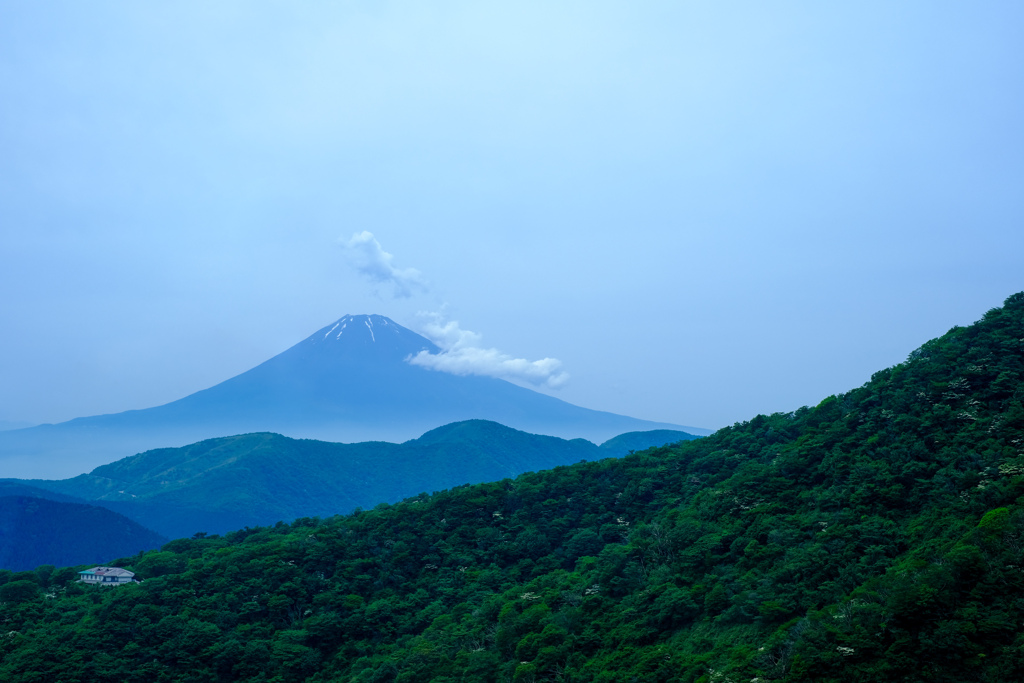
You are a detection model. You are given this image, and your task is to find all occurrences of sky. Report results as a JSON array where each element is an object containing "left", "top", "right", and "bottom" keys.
[{"left": 1, "top": 1, "right": 1023, "bottom": 434}]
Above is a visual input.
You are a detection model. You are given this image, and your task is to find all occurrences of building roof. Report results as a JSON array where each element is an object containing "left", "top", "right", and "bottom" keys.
[{"left": 78, "top": 566, "right": 135, "bottom": 578}]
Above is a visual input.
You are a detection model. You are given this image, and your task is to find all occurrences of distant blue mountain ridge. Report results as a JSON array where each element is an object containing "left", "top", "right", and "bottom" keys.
[
  {"left": 0, "top": 494, "right": 167, "bottom": 571},
  {"left": 0, "top": 315, "right": 708, "bottom": 479},
  {"left": 8, "top": 419, "right": 701, "bottom": 540}
]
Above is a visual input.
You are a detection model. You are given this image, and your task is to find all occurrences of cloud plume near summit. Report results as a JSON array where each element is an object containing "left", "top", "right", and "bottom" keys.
[
  {"left": 409, "top": 314, "right": 569, "bottom": 389},
  {"left": 338, "top": 235, "right": 569, "bottom": 388},
  {"left": 340, "top": 231, "right": 427, "bottom": 298}
]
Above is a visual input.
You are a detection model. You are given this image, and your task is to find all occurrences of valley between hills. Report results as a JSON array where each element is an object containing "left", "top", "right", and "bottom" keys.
[{"left": 0, "top": 293, "right": 1023, "bottom": 682}]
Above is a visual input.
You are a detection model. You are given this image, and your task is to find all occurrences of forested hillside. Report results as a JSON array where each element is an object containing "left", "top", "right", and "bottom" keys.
[{"left": 0, "top": 293, "right": 1022, "bottom": 682}]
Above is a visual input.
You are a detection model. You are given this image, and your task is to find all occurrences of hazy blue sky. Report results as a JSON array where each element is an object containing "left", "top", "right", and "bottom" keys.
[{"left": 2, "top": 1, "right": 1022, "bottom": 434}]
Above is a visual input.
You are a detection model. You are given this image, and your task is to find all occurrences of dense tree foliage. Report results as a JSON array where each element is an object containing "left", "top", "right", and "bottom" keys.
[{"left": 1, "top": 293, "right": 1022, "bottom": 682}]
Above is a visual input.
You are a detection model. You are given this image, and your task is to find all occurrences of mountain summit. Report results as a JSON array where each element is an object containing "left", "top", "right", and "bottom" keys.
[
  {"left": 304, "top": 314, "right": 439, "bottom": 358},
  {"left": 0, "top": 315, "right": 704, "bottom": 478}
]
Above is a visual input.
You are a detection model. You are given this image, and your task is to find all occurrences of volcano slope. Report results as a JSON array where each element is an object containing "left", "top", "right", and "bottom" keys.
[
  {"left": 0, "top": 314, "right": 700, "bottom": 479},
  {"left": 1, "top": 293, "right": 1023, "bottom": 682}
]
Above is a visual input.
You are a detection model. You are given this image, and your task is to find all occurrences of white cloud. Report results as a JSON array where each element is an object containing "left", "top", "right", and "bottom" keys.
[
  {"left": 408, "top": 313, "right": 569, "bottom": 389},
  {"left": 336, "top": 236, "right": 568, "bottom": 388},
  {"left": 340, "top": 231, "right": 427, "bottom": 298}
]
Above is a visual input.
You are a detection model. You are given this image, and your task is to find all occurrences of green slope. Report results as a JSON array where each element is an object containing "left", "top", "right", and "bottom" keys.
[{"left": 1, "top": 293, "right": 1022, "bottom": 682}]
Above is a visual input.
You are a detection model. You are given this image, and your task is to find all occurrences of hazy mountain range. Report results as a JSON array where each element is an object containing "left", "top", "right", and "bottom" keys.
[
  {"left": 6, "top": 420, "right": 698, "bottom": 541},
  {"left": 0, "top": 314, "right": 706, "bottom": 479},
  {"left": 0, "top": 493, "right": 167, "bottom": 571}
]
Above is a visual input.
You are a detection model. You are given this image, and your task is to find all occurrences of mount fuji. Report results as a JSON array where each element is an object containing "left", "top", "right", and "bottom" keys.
[{"left": 0, "top": 315, "right": 706, "bottom": 478}]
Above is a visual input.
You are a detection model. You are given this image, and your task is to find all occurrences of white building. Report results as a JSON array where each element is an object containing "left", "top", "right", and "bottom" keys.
[{"left": 78, "top": 566, "right": 137, "bottom": 586}]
